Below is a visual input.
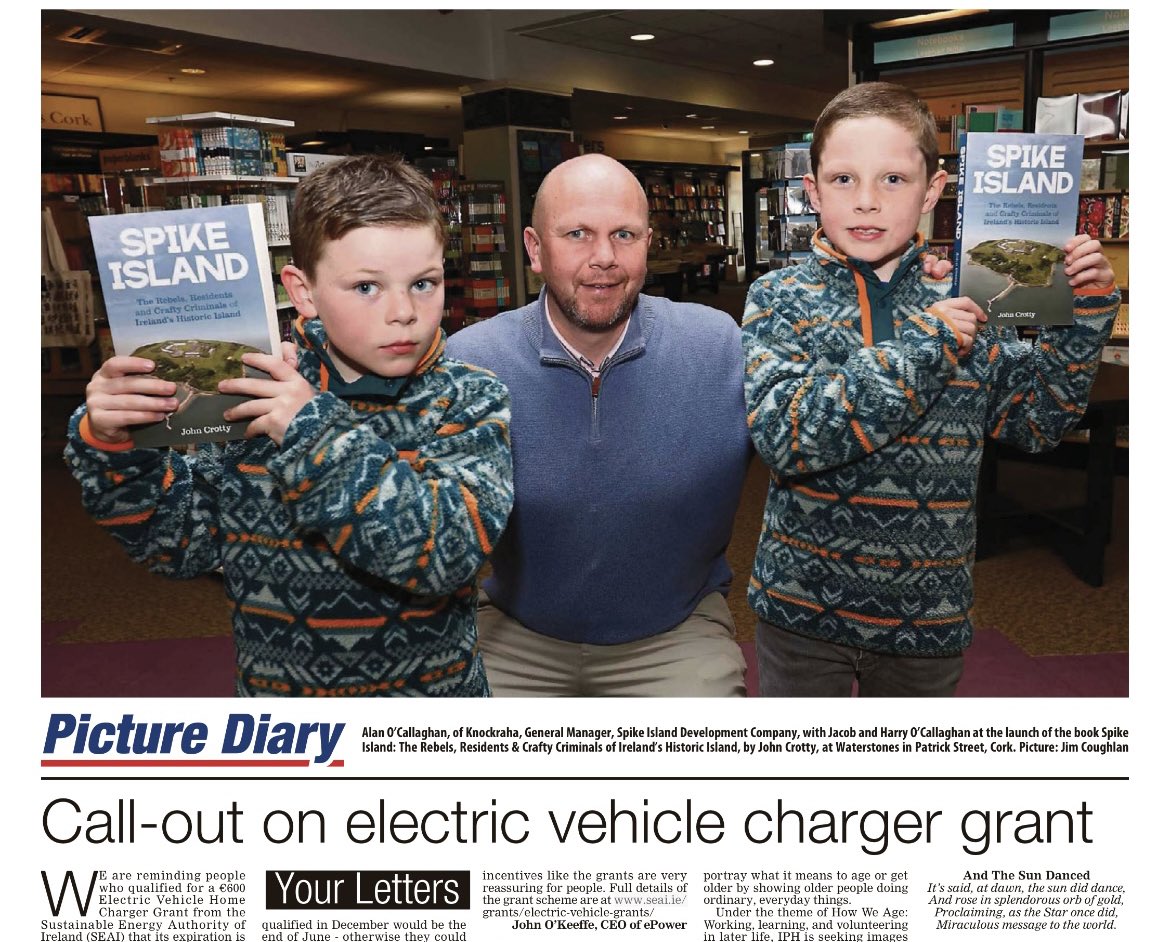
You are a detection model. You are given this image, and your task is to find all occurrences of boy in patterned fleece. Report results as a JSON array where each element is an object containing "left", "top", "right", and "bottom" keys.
[
  {"left": 742, "top": 82, "right": 1118, "bottom": 696},
  {"left": 66, "top": 154, "right": 513, "bottom": 696}
]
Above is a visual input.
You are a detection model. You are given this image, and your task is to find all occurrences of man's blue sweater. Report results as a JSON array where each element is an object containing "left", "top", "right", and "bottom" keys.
[{"left": 447, "top": 291, "right": 753, "bottom": 644}]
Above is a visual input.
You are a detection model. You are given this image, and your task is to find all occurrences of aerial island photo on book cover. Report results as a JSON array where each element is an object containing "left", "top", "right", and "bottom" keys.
[
  {"left": 89, "top": 202, "right": 282, "bottom": 447},
  {"left": 953, "top": 131, "right": 1084, "bottom": 325}
]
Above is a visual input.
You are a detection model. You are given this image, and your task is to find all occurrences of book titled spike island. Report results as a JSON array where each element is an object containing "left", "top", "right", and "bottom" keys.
[
  {"left": 952, "top": 132, "right": 1084, "bottom": 325},
  {"left": 89, "top": 203, "right": 282, "bottom": 446}
]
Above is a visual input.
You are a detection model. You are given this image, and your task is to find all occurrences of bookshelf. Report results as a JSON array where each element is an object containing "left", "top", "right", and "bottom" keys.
[
  {"left": 625, "top": 161, "right": 730, "bottom": 251},
  {"left": 742, "top": 142, "right": 812, "bottom": 274},
  {"left": 765, "top": 144, "right": 816, "bottom": 270},
  {"left": 445, "top": 181, "right": 512, "bottom": 332},
  {"left": 143, "top": 112, "right": 299, "bottom": 338}
]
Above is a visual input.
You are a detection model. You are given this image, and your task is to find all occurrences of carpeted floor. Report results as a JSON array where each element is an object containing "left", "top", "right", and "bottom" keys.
[{"left": 42, "top": 278, "right": 1128, "bottom": 696}]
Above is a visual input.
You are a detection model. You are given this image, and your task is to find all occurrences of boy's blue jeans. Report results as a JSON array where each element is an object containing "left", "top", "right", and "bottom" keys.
[{"left": 756, "top": 620, "right": 963, "bottom": 697}]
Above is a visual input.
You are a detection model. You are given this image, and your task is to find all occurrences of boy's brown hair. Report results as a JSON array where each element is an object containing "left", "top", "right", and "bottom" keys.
[
  {"left": 290, "top": 153, "right": 444, "bottom": 278},
  {"left": 811, "top": 81, "right": 940, "bottom": 178}
]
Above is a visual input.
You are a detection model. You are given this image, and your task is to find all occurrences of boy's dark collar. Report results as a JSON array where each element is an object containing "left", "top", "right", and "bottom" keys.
[
  {"left": 812, "top": 229, "right": 927, "bottom": 285},
  {"left": 294, "top": 315, "right": 445, "bottom": 399}
]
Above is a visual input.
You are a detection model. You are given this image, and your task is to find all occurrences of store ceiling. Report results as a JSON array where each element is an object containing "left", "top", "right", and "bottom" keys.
[{"left": 40, "top": 9, "right": 917, "bottom": 143}]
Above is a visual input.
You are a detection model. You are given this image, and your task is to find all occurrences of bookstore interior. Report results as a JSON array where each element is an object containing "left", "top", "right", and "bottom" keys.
[{"left": 41, "top": 9, "right": 1131, "bottom": 695}]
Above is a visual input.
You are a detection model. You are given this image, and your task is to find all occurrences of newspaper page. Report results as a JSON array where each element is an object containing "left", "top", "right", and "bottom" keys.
[{"left": 27, "top": 11, "right": 1153, "bottom": 942}]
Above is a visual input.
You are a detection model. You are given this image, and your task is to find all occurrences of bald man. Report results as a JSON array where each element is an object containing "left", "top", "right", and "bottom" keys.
[{"left": 447, "top": 154, "right": 753, "bottom": 696}]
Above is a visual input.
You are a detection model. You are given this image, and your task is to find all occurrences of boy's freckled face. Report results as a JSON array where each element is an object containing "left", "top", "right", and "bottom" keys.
[
  {"left": 306, "top": 225, "right": 445, "bottom": 381},
  {"left": 804, "top": 115, "right": 944, "bottom": 281}
]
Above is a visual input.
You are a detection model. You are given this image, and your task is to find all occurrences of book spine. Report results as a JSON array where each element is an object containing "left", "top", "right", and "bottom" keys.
[{"left": 950, "top": 136, "right": 967, "bottom": 298}]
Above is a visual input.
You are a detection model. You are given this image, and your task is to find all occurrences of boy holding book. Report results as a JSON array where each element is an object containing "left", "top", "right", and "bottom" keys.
[
  {"left": 742, "top": 82, "right": 1118, "bottom": 696},
  {"left": 66, "top": 155, "right": 514, "bottom": 697}
]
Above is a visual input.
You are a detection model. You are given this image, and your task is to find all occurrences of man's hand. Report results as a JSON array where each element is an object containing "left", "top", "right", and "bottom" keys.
[
  {"left": 1064, "top": 234, "right": 1115, "bottom": 291},
  {"left": 927, "top": 296, "right": 987, "bottom": 355},
  {"left": 219, "top": 352, "right": 316, "bottom": 446},
  {"left": 922, "top": 253, "right": 954, "bottom": 281},
  {"left": 85, "top": 356, "right": 178, "bottom": 445}
]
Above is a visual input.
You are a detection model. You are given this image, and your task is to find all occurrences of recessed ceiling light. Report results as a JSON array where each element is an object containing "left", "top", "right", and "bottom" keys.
[
  {"left": 738, "top": 130, "right": 750, "bottom": 135},
  {"left": 423, "top": 146, "right": 433, "bottom": 151},
  {"left": 750, "top": 152, "right": 761, "bottom": 157},
  {"left": 685, "top": 113, "right": 698, "bottom": 119},
  {"left": 180, "top": 67, "right": 207, "bottom": 75},
  {"left": 613, "top": 115, "right": 629, "bottom": 120},
  {"left": 630, "top": 33, "right": 655, "bottom": 41},
  {"left": 753, "top": 58, "right": 774, "bottom": 67},
  {"left": 701, "top": 125, "right": 715, "bottom": 130},
  {"left": 299, "top": 140, "right": 327, "bottom": 147}
]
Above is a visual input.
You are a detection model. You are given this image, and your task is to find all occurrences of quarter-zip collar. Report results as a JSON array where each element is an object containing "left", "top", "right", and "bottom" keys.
[
  {"left": 811, "top": 229, "right": 928, "bottom": 345},
  {"left": 525, "top": 288, "right": 648, "bottom": 375}
]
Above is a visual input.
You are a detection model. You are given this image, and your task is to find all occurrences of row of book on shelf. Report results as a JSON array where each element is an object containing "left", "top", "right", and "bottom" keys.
[
  {"left": 648, "top": 197, "right": 724, "bottom": 211},
  {"left": 115, "top": 192, "right": 294, "bottom": 245},
  {"left": 646, "top": 181, "right": 725, "bottom": 198},
  {"left": 157, "top": 126, "right": 290, "bottom": 177},
  {"left": 941, "top": 90, "right": 1128, "bottom": 150}
]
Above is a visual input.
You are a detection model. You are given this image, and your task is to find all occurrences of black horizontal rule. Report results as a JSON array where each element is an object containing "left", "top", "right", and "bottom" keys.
[{"left": 266, "top": 870, "right": 470, "bottom": 909}]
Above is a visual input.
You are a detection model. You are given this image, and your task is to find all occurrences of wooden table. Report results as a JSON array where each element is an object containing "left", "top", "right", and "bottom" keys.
[{"left": 644, "top": 245, "right": 733, "bottom": 300}]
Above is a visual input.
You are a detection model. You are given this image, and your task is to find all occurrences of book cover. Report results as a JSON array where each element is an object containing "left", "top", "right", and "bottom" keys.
[
  {"left": 964, "top": 104, "right": 998, "bottom": 133},
  {"left": 1078, "top": 195, "right": 1107, "bottom": 240},
  {"left": 1034, "top": 94, "right": 1077, "bottom": 134},
  {"left": 781, "top": 143, "right": 811, "bottom": 180},
  {"left": 784, "top": 184, "right": 814, "bottom": 215},
  {"left": 1080, "top": 158, "right": 1102, "bottom": 191},
  {"left": 1076, "top": 90, "right": 1122, "bottom": 140},
  {"left": 783, "top": 215, "right": 817, "bottom": 253},
  {"left": 1101, "top": 150, "right": 1129, "bottom": 190},
  {"left": 88, "top": 203, "right": 282, "bottom": 447},
  {"left": 997, "top": 108, "right": 1025, "bottom": 132},
  {"left": 953, "top": 132, "right": 1083, "bottom": 325}
]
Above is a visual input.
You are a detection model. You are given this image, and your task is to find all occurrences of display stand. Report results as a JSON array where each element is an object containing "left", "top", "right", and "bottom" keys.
[{"left": 145, "top": 112, "right": 299, "bottom": 335}]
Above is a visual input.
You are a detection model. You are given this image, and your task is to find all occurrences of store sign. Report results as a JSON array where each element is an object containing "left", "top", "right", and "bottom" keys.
[
  {"left": 1048, "top": 10, "right": 1129, "bottom": 42},
  {"left": 42, "top": 94, "right": 104, "bottom": 132},
  {"left": 874, "top": 23, "right": 1014, "bottom": 64},
  {"left": 99, "top": 146, "right": 160, "bottom": 173}
]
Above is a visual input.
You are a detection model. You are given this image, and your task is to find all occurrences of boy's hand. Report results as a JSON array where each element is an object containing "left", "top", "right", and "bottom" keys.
[
  {"left": 85, "top": 356, "right": 178, "bottom": 445},
  {"left": 926, "top": 296, "right": 987, "bottom": 355},
  {"left": 219, "top": 352, "right": 316, "bottom": 446},
  {"left": 280, "top": 340, "right": 299, "bottom": 369},
  {"left": 1064, "top": 234, "right": 1115, "bottom": 291},
  {"left": 922, "top": 253, "right": 954, "bottom": 281}
]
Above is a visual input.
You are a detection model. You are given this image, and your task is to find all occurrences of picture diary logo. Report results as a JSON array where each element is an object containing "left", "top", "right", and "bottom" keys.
[{"left": 41, "top": 713, "right": 346, "bottom": 766}]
